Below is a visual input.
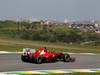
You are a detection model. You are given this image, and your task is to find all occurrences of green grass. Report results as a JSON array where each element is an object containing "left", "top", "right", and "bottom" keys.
[
  {"left": 0, "top": 41, "right": 100, "bottom": 53},
  {"left": 0, "top": 34, "right": 100, "bottom": 53},
  {"left": 0, "top": 42, "right": 38, "bottom": 51},
  {"left": 0, "top": 27, "right": 100, "bottom": 53}
]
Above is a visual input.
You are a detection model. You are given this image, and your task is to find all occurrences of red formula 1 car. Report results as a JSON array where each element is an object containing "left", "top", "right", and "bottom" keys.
[{"left": 21, "top": 48, "right": 75, "bottom": 64}]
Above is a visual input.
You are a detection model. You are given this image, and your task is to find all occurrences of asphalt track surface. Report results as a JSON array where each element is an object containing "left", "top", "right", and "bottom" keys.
[{"left": 0, "top": 54, "right": 100, "bottom": 72}]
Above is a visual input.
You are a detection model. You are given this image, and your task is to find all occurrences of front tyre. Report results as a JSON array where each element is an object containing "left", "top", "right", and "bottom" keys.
[{"left": 63, "top": 54, "right": 70, "bottom": 62}]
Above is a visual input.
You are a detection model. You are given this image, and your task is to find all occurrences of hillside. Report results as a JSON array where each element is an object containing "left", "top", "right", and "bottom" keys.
[{"left": 0, "top": 20, "right": 100, "bottom": 53}]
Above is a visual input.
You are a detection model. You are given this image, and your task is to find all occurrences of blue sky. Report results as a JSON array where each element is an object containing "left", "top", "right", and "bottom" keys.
[{"left": 0, "top": 0, "right": 100, "bottom": 21}]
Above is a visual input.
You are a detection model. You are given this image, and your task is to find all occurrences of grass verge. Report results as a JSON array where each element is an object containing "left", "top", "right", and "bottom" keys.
[{"left": 0, "top": 41, "right": 100, "bottom": 53}]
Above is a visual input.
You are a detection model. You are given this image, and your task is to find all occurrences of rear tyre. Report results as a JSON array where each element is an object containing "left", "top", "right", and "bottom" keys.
[
  {"left": 21, "top": 55, "right": 29, "bottom": 62},
  {"left": 35, "top": 56, "right": 43, "bottom": 64},
  {"left": 63, "top": 54, "right": 70, "bottom": 62}
]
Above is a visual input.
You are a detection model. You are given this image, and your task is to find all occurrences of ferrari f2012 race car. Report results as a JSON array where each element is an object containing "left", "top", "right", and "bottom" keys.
[{"left": 21, "top": 48, "right": 75, "bottom": 64}]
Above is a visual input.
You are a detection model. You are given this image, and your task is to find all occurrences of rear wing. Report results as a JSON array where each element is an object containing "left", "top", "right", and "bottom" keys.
[{"left": 22, "top": 48, "right": 36, "bottom": 56}]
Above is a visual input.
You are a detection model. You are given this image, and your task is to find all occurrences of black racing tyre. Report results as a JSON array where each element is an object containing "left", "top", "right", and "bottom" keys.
[
  {"left": 21, "top": 55, "right": 29, "bottom": 62},
  {"left": 35, "top": 56, "right": 43, "bottom": 64},
  {"left": 63, "top": 54, "right": 70, "bottom": 62}
]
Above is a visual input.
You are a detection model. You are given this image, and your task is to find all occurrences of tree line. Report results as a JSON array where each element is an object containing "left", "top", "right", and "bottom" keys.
[{"left": 0, "top": 20, "right": 100, "bottom": 45}]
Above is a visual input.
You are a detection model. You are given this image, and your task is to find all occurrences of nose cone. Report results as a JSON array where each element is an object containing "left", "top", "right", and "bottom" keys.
[{"left": 70, "top": 57, "right": 76, "bottom": 62}]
